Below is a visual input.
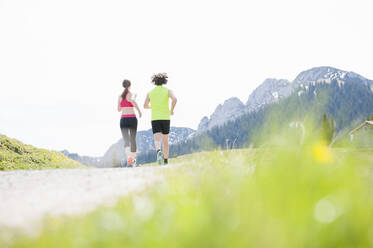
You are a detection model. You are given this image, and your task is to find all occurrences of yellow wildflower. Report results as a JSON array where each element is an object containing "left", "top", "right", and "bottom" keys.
[{"left": 312, "top": 142, "right": 333, "bottom": 164}]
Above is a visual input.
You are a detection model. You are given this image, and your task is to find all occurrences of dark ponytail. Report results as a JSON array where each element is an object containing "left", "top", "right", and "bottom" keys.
[{"left": 121, "top": 79, "right": 131, "bottom": 100}]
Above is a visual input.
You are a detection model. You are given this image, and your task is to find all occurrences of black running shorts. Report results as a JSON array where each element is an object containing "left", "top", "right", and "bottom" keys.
[
  {"left": 151, "top": 120, "right": 170, "bottom": 134},
  {"left": 120, "top": 117, "right": 138, "bottom": 129}
]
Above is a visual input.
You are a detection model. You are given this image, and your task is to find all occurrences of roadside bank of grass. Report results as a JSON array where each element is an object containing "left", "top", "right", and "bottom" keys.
[{"left": 0, "top": 134, "right": 84, "bottom": 170}]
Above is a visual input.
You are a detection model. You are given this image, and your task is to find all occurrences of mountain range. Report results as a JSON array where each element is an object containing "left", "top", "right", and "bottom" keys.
[{"left": 197, "top": 66, "right": 373, "bottom": 133}]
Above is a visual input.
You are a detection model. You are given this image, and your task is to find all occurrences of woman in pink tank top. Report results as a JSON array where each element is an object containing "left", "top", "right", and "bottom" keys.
[{"left": 117, "top": 79, "right": 142, "bottom": 167}]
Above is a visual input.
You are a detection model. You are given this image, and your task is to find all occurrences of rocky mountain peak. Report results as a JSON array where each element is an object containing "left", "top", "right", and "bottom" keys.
[
  {"left": 261, "top": 78, "right": 291, "bottom": 87},
  {"left": 198, "top": 116, "right": 209, "bottom": 130},
  {"left": 197, "top": 97, "right": 245, "bottom": 131},
  {"left": 294, "top": 66, "right": 373, "bottom": 86},
  {"left": 294, "top": 66, "right": 346, "bottom": 83},
  {"left": 216, "top": 97, "right": 245, "bottom": 111},
  {"left": 245, "top": 78, "right": 292, "bottom": 112}
]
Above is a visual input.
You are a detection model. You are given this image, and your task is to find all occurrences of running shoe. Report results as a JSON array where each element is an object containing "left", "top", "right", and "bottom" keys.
[
  {"left": 127, "top": 157, "right": 134, "bottom": 168},
  {"left": 157, "top": 150, "right": 163, "bottom": 165}
]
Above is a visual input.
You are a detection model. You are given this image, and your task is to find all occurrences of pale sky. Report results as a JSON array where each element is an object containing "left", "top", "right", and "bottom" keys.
[{"left": 1, "top": 0, "right": 372, "bottom": 156}]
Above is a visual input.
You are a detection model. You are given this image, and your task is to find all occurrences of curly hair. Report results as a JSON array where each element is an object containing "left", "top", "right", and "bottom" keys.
[{"left": 151, "top": 73, "right": 168, "bottom": 85}]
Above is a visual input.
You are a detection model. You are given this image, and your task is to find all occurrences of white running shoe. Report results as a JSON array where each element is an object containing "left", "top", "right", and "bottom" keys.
[{"left": 157, "top": 150, "right": 163, "bottom": 165}]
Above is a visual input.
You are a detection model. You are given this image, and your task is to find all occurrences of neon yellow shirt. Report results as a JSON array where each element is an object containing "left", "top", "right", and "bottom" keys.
[{"left": 149, "top": 86, "right": 170, "bottom": 120}]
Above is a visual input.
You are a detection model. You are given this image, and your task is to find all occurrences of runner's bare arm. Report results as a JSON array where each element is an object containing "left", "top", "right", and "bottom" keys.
[
  {"left": 117, "top": 95, "right": 122, "bottom": 112},
  {"left": 144, "top": 94, "right": 151, "bottom": 109},
  {"left": 127, "top": 92, "right": 142, "bottom": 118},
  {"left": 169, "top": 90, "right": 177, "bottom": 115}
]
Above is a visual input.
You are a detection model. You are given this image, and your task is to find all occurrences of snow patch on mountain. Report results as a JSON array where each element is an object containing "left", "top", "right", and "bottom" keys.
[{"left": 294, "top": 66, "right": 373, "bottom": 87}]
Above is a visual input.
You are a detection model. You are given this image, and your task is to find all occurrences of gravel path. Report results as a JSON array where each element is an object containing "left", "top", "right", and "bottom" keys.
[{"left": 0, "top": 167, "right": 166, "bottom": 231}]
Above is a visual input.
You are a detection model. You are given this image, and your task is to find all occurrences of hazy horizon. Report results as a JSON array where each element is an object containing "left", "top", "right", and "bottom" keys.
[{"left": 1, "top": 0, "right": 373, "bottom": 156}]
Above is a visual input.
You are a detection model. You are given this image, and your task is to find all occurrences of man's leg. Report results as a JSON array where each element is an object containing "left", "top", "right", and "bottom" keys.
[
  {"left": 153, "top": 132, "right": 162, "bottom": 151},
  {"left": 162, "top": 134, "right": 169, "bottom": 160},
  {"left": 152, "top": 120, "right": 164, "bottom": 165},
  {"left": 153, "top": 132, "right": 163, "bottom": 164},
  {"left": 161, "top": 120, "right": 170, "bottom": 164}
]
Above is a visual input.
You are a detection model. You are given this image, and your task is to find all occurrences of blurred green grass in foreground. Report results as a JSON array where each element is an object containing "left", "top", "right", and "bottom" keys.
[{"left": 7, "top": 142, "right": 373, "bottom": 247}]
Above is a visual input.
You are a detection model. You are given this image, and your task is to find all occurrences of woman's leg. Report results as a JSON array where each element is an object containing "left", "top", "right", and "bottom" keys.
[
  {"left": 129, "top": 118, "right": 138, "bottom": 159},
  {"left": 120, "top": 128, "right": 131, "bottom": 158},
  {"left": 129, "top": 127, "right": 137, "bottom": 158}
]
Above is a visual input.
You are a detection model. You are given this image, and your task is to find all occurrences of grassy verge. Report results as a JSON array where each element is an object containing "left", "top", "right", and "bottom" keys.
[
  {"left": 0, "top": 134, "right": 84, "bottom": 170},
  {"left": 5, "top": 144, "right": 373, "bottom": 247}
]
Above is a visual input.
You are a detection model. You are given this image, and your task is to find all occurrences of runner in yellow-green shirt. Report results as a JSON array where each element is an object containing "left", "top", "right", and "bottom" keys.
[{"left": 144, "top": 73, "right": 177, "bottom": 165}]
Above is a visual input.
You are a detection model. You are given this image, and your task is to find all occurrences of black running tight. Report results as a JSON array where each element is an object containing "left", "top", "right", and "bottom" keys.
[{"left": 120, "top": 117, "right": 137, "bottom": 152}]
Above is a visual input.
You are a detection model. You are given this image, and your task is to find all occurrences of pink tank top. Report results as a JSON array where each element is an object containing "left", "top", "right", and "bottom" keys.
[{"left": 120, "top": 95, "right": 134, "bottom": 107}]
